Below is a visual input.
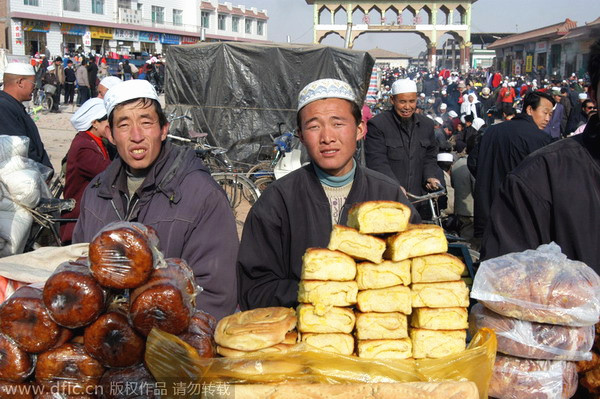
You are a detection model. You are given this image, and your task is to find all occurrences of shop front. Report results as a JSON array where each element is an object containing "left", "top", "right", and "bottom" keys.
[
  {"left": 114, "top": 29, "right": 139, "bottom": 55},
  {"left": 535, "top": 40, "right": 547, "bottom": 71},
  {"left": 139, "top": 32, "right": 160, "bottom": 55},
  {"left": 90, "top": 26, "right": 114, "bottom": 54},
  {"left": 22, "top": 19, "right": 50, "bottom": 56},
  {"left": 160, "top": 34, "right": 180, "bottom": 55},
  {"left": 181, "top": 36, "right": 200, "bottom": 46},
  {"left": 61, "top": 24, "right": 86, "bottom": 55}
]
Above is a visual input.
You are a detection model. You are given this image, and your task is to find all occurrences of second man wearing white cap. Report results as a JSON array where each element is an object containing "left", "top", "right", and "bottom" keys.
[{"left": 364, "top": 78, "right": 443, "bottom": 218}]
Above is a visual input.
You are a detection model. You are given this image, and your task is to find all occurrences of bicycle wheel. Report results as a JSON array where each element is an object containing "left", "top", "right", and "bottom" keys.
[
  {"left": 42, "top": 96, "right": 52, "bottom": 114},
  {"left": 254, "top": 176, "right": 275, "bottom": 192},
  {"left": 211, "top": 173, "right": 261, "bottom": 236},
  {"left": 246, "top": 161, "right": 272, "bottom": 180}
]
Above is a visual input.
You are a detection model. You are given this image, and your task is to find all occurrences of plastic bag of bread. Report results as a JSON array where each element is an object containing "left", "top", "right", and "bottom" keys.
[
  {"left": 146, "top": 327, "right": 498, "bottom": 399},
  {"left": 470, "top": 304, "right": 594, "bottom": 361},
  {"left": 471, "top": 243, "right": 600, "bottom": 327},
  {"left": 489, "top": 355, "right": 578, "bottom": 399},
  {"left": 88, "top": 221, "right": 164, "bottom": 289}
]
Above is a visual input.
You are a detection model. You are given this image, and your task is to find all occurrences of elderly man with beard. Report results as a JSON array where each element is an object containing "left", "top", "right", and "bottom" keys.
[{"left": 364, "top": 78, "right": 443, "bottom": 217}]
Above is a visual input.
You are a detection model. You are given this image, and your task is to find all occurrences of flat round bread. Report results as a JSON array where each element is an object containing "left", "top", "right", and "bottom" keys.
[{"left": 214, "top": 307, "right": 297, "bottom": 351}]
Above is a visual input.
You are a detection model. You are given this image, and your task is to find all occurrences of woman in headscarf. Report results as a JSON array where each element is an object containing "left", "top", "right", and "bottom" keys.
[{"left": 460, "top": 92, "right": 482, "bottom": 120}]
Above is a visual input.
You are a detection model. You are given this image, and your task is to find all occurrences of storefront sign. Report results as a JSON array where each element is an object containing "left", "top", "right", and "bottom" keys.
[
  {"left": 90, "top": 26, "right": 113, "bottom": 40},
  {"left": 22, "top": 19, "right": 50, "bottom": 32},
  {"left": 114, "top": 29, "right": 139, "bottom": 41},
  {"left": 13, "top": 20, "right": 23, "bottom": 44},
  {"left": 160, "top": 34, "right": 179, "bottom": 45},
  {"left": 181, "top": 36, "right": 199, "bottom": 45},
  {"left": 83, "top": 31, "right": 92, "bottom": 47},
  {"left": 61, "top": 24, "right": 86, "bottom": 36},
  {"left": 525, "top": 55, "right": 533, "bottom": 73},
  {"left": 535, "top": 41, "right": 547, "bottom": 54},
  {"left": 139, "top": 31, "right": 160, "bottom": 43}
]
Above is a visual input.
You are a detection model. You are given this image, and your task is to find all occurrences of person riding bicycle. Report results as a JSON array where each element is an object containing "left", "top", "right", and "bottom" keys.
[
  {"left": 237, "top": 78, "right": 420, "bottom": 310},
  {"left": 72, "top": 79, "right": 238, "bottom": 320},
  {"left": 0, "top": 63, "right": 53, "bottom": 172}
]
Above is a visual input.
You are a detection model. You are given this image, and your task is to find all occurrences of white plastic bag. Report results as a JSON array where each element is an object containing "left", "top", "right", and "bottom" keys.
[
  {"left": 0, "top": 135, "right": 29, "bottom": 163},
  {"left": 0, "top": 199, "right": 33, "bottom": 257},
  {"left": 471, "top": 243, "right": 600, "bottom": 327}
]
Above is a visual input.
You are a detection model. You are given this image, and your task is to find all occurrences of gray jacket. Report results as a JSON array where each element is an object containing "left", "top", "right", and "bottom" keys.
[{"left": 72, "top": 142, "right": 239, "bottom": 320}]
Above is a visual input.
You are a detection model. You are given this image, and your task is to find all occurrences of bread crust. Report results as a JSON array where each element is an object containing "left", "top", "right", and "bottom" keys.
[
  {"left": 347, "top": 201, "right": 411, "bottom": 234},
  {"left": 411, "top": 254, "right": 465, "bottom": 283},
  {"left": 357, "top": 338, "right": 412, "bottom": 359},
  {"left": 297, "top": 304, "right": 355, "bottom": 334},
  {"left": 411, "top": 281, "right": 470, "bottom": 308},
  {"left": 410, "top": 329, "right": 466, "bottom": 359},
  {"left": 384, "top": 224, "right": 447, "bottom": 262},
  {"left": 356, "top": 260, "right": 411, "bottom": 290},
  {"left": 355, "top": 312, "right": 408, "bottom": 340},
  {"left": 410, "top": 308, "right": 468, "bottom": 330},
  {"left": 297, "top": 281, "right": 358, "bottom": 307},
  {"left": 301, "top": 333, "right": 355, "bottom": 356},
  {"left": 357, "top": 285, "right": 412, "bottom": 314},
  {"left": 328, "top": 225, "right": 386, "bottom": 264},
  {"left": 301, "top": 248, "right": 357, "bottom": 281}
]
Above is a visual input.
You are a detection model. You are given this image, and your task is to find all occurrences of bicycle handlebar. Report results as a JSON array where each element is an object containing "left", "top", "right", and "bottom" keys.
[{"left": 406, "top": 188, "right": 446, "bottom": 204}]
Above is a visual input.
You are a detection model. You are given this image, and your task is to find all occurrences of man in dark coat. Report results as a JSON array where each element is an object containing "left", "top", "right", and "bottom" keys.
[
  {"left": 473, "top": 91, "right": 554, "bottom": 240},
  {"left": 0, "top": 63, "right": 53, "bottom": 171},
  {"left": 237, "top": 79, "right": 420, "bottom": 310},
  {"left": 72, "top": 80, "right": 238, "bottom": 320},
  {"left": 365, "top": 78, "right": 442, "bottom": 217},
  {"left": 87, "top": 58, "right": 99, "bottom": 98},
  {"left": 481, "top": 39, "right": 600, "bottom": 274}
]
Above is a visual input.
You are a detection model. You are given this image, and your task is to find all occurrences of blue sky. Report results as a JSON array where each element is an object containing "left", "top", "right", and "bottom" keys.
[{"left": 241, "top": 0, "right": 600, "bottom": 55}]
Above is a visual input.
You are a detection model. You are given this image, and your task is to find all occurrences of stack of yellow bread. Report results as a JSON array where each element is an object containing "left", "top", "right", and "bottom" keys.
[
  {"left": 311, "top": 200, "right": 470, "bottom": 359},
  {"left": 296, "top": 248, "right": 358, "bottom": 355}
]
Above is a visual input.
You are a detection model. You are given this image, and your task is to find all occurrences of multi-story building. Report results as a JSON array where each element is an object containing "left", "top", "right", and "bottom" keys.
[{"left": 4, "top": 0, "right": 268, "bottom": 57}]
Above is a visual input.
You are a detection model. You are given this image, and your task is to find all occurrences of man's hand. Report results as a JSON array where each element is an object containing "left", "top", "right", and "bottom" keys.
[{"left": 425, "top": 178, "right": 442, "bottom": 191}]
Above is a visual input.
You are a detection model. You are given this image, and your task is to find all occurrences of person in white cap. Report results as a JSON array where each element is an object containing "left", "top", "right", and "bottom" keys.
[
  {"left": 237, "top": 78, "right": 419, "bottom": 310},
  {"left": 567, "top": 93, "right": 592, "bottom": 134},
  {"left": 42, "top": 63, "right": 60, "bottom": 113},
  {"left": 0, "top": 63, "right": 53, "bottom": 171},
  {"left": 72, "top": 79, "right": 238, "bottom": 320},
  {"left": 364, "top": 78, "right": 443, "bottom": 218},
  {"left": 61, "top": 98, "right": 112, "bottom": 243},
  {"left": 97, "top": 76, "right": 122, "bottom": 99}
]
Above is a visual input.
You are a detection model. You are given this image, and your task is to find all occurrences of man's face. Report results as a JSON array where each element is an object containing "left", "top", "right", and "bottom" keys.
[
  {"left": 526, "top": 98, "right": 553, "bottom": 130},
  {"left": 19, "top": 76, "right": 36, "bottom": 101},
  {"left": 298, "top": 98, "right": 363, "bottom": 177},
  {"left": 390, "top": 92, "right": 417, "bottom": 119},
  {"left": 583, "top": 102, "right": 597, "bottom": 117},
  {"left": 107, "top": 100, "right": 168, "bottom": 175},
  {"left": 97, "top": 84, "right": 109, "bottom": 99}
]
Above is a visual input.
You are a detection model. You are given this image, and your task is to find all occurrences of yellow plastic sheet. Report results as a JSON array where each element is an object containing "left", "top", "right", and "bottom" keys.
[{"left": 145, "top": 328, "right": 496, "bottom": 399}]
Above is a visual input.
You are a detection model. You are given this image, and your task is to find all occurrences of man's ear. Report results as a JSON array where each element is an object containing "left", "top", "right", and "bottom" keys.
[
  {"left": 160, "top": 122, "right": 170, "bottom": 141},
  {"left": 297, "top": 128, "right": 305, "bottom": 145},
  {"left": 356, "top": 121, "right": 366, "bottom": 141},
  {"left": 525, "top": 106, "right": 533, "bottom": 116},
  {"left": 105, "top": 125, "right": 115, "bottom": 145}
]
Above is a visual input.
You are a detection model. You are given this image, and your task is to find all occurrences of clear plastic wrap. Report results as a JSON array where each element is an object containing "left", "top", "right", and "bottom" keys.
[
  {"left": 0, "top": 135, "right": 29, "bottom": 163},
  {"left": 470, "top": 303, "right": 594, "bottom": 361},
  {"left": 145, "top": 327, "right": 497, "bottom": 399},
  {"left": 471, "top": 243, "right": 600, "bottom": 327},
  {"left": 177, "top": 310, "right": 217, "bottom": 358},
  {"left": 0, "top": 197, "right": 33, "bottom": 257},
  {"left": 98, "top": 364, "right": 158, "bottom": 399},
  {"left": 42, "top": 261, "right": 107, "bottom": 329},
  {"left": 488, "top": 355, "right": 578, "bottom": 399},
  {"left": 0, "top": 285, "right": 63, "bottom": 353},
  {"left": 0, "top": 333, "right": 34, "bottom": 382},
  {"left": 0, "top": 156, "right": 52, "bottom": 205},
  {"left": 88, "top": 221, "right": 164, "bottom": 289}
]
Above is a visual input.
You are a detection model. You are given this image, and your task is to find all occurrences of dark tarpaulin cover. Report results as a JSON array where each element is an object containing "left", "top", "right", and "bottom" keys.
[{"left": 165, "top": 42, "right": 375, "bottom": 163}]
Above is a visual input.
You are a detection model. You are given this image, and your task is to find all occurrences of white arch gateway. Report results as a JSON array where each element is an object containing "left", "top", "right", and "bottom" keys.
[{"left": 305, "top": 0, "right": 477, "bottom": 70}]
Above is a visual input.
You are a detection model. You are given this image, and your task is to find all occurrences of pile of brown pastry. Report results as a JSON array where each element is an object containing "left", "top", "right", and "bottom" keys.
[{"left": 0, "top": 221, "right": 216, "bottom": 398}]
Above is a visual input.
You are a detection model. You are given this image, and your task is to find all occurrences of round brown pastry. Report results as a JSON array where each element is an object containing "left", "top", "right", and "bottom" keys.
[
  {"left": 187, "top": 310, "right": 217, "bottom": 336},
  {"left": 0, "top": 334, "right": 34, "bottom": 382},
  {"left": 43, "top": 261, "right": 106, "bottom": 328},
  {"left": 84, "top": 312, "right": 145, "bottom": 368},
  {"left": 214, "top": 307, "right": 297, "bottom": 351},
  {"left": 51, "top": 329, "right": 75, "bottom": 349},
  {"left": 89, "top": 225, "right": 155, "bottom": 289},
  {"left": 155, "top": 258, "right": 197, "bottom": 299},
  {"left": 129, "top": 278, "right": 192, "bottom": 336},
  {"left": 0, "top": 286, "right": 61, "bottom": 353},
  {"left": 35, "top": 343, "right": 104, "bottom": 395},
  {"left": 98, "top": 364, "right": 157, "bottom": 399},
  {"left": 0, "top": 381, "right": 34, "bottom": 399},
  {"left": 178, "top": 332, "right": 215, "bottom": 358}
]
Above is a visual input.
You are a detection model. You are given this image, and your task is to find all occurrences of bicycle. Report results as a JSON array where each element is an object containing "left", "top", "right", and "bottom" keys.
[
  {"left": 32, "top": 86, "right": 53, "bottom": 114},
  {"left": 24, "top": 197, "right": 76, "bottom": 251}
]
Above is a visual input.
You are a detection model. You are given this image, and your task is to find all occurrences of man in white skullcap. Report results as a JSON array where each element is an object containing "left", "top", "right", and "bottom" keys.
[
  {"left": 365, "top": 78, "right": 443, "bottom": 218},
  {"left": 61, "top": 98, "right": 111, "bottom": 243},
  {"left": 0, "top": 63, "right": 53, "bottom": 171},
  {"left": 237, "top": 78, "right": 419, "bottom": 310},
  {"left": 97, "top": 76, "right": 122, "bottom": 99},
  {"left": 72, "top": 79, "right": 238, "bottom": 321}
]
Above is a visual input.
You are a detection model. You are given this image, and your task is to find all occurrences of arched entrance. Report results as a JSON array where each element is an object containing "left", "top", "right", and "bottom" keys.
[{"left": 306, "top": 0, "right": 477, "bottom": 71}]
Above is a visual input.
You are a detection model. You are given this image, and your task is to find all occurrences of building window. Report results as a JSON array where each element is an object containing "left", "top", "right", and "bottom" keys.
[
  {"left": 24, "top": 0, "right": 39, "bottom": 5},
  {"left": 152, "top": 6, "right": 164, "bottom": 24},
  {"left": 173, "top": 9, "right": 183, "bottom": 26},
  {"left": 232, "top": 16, "right": 240, "bottom": 32},
  {"left": 201, "top": 11, "right": 210, "bottom": 28},
  {"left": 218, "top": 14, "right": 226, "bottom": 30},
  {"left": 92, "top": 0, "right": 104, "bottom": 14},
  {"left": 257, "top": 20, "right": 264, "bottom": 36},
  {"left": 245, "top": 19, "right": 252, "bottom": 34},
  {"left": 63, "top": 0, "right": 80, "bottom": 12}
]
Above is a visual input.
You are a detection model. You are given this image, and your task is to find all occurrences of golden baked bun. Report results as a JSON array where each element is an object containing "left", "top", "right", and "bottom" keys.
[
  {"left": 301, "top": 333, "right": 354, "bottom": 356},
  {"left": 411, "top": 254, "right": 465, "bottom": 283},
  {"left": 214, "top": 307, "right": 296, "bottom": 351},
  {"left": 327, "top": 225, "right": 386, "bottom": 264},
  {"left": 410, "top": 328, "right": 466, "bottom": 359},
  {"left": 355, "top": 312, "right": 408, "bottom": 340},
  {"left": 384, "top": 224, "right": 447, "bottom": 262},
  {"left": 357, "top": 338, "right": 412, "bottom": 359},
  {"left": 297, "top": 281, "right": 358, "bottom": 307},
  {"left": 216, "top": 343, "right": 295, "bottom": 358},
  {"left": 410, "top": 307, "right": 468, "bottom": 330},
  {"left": 411, "top": 281, "right": 470, "bottom": 308},
  {"left": 356, "top": 260, "right": 411, "bottom": 290},
  {"left": 301, "top": 248, "right": 356, "bottom": 281},
  {"left": 357, "top": 285, "right": 411, "bottom": 314},
  {"left": 297, "top": 304, "right": 355, "bottom": 334},
  {"left": 346, "top": 201, "right": 411, "bottom": 234}
]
